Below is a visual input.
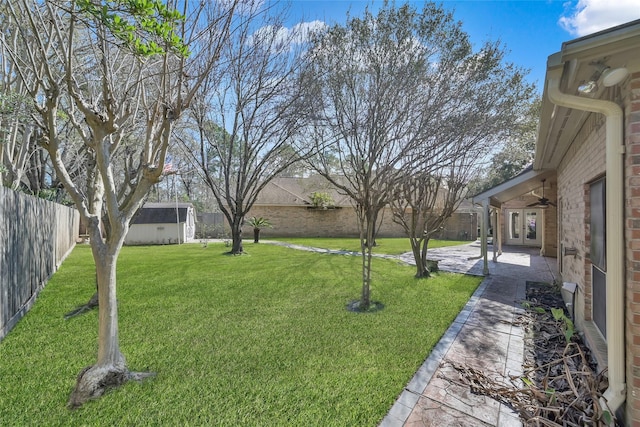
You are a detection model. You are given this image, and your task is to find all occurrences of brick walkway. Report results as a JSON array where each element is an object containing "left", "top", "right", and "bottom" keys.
[{"left": 380, "top": 243, "right": 558, "bottom": 427}]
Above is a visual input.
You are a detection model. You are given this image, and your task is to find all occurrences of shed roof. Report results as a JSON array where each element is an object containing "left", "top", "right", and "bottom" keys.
[{"left": 131, "top": 202, "right": 193, "bottom": 224}]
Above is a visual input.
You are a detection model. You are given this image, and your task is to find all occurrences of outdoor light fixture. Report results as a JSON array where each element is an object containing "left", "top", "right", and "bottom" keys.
[
  {"left": 577, "top": 62, "right": 629, "bottom": 94},
  {"left": 577, "top": 80, "right": 598, "bottom": 94},
  {"left": 602, "top": 66, "right": 629, "bottom": 87}
]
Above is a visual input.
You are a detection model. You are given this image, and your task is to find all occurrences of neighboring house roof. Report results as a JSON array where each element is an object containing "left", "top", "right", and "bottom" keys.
[
  {"left": 132, "top": 202, "right": 194, "bottom": 224},
  {"left": 253, "top": 176, "right": 352, "bottom": 207}
]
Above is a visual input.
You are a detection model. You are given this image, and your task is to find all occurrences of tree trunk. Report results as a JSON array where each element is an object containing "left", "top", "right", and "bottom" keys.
[
  {"left": 359, "top": 218, "right": 375, "bottom": 310},
  {"left": 410, "top": 237, "right": 430, "bottom": 278},
  {"left": 369, "top": 211, "right": 379, "bottom": 247},
  {"left": 68, "top": 226, "right": 128, "bottom": 409},
  {"left": 361, "top": 245, "right": 372, "bottom": 309},
  {"left": 230, "top": 217, "right": 243, "bottom": 254},
  {"left": 418, "top": 238, "right": 432, "bottom": 278},
  {"left": 253, "top": 228, "right": 260, "bottom": 243}
]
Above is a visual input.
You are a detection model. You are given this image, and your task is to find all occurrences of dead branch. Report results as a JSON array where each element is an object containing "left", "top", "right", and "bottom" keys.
[{"left": 441, "top": 284, "right": 616, "bottom": 426}]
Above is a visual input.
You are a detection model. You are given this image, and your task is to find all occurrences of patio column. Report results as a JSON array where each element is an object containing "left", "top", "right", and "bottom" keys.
[
  {"left": 492, "top": 208, "right": 498, "bottom": 262},
  {"left": 496, "top": 207, "right": 503, "bottom": 256},
  {"left": 539, "top": 208, "right": 546, "bottom": 256},
  {"left": 481, "top": 200, "right": 489, "bottom": 275}
]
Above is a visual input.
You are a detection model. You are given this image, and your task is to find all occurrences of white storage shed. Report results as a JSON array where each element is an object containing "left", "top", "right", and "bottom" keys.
[{"left": 125, "top": 202, "right": 196, "bottom": 245}]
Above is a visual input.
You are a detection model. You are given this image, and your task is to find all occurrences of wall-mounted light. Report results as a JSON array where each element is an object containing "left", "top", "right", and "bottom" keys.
[
  {"left": 602, "top": 67, "right": 629, "bottom": 87},
  {"left": 577, "top": 62, "right": 629, "bottom": 94},
  {"left": 577, "top": 80, "right": 598, "bottom": 94}
]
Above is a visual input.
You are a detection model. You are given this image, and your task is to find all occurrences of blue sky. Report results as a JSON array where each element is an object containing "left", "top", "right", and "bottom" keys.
[{"left": 283, "top": 0, "right": 640, "bottom": 92}]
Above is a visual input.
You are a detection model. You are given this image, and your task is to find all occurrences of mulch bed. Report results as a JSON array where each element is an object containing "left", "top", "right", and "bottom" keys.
[{"left": 449, "top": 281, "right": 617, "bottom": 426}]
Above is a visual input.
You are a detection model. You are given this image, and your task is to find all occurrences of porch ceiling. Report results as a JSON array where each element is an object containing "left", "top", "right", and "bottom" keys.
[{"left": 472, "top": 169, "right": 556, "bottom": 208}]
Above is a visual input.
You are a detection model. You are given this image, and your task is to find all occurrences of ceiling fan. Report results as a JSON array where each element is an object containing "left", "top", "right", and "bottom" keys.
[{"left": 527, "top": 179, "right": 556, "bottom": 208}]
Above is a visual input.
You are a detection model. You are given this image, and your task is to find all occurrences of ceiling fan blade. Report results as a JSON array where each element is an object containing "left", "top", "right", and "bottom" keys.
[{"left": 526, "top": 202, "right": 539, "bottom": 207}]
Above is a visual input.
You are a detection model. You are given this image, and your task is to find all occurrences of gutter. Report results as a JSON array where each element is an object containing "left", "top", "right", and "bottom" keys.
[{"left": 546, "top": 66, "right": 626, "bottom": 415}]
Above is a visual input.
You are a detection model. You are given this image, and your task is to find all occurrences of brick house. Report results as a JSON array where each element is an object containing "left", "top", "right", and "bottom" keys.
[
  {"left": 475, "top": 20, "right": 640, "bottom": 425},
  {"left": 243, "top": 176, "right": 478, "bottom": 240}
]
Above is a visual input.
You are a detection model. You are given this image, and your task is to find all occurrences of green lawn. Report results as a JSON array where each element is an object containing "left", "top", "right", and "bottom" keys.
[
  {"left": 0, "top": 243, "right": 481, "bottom": 426},
  {"left": 268, "top": 237, "right": 470, "bottom": 255}
]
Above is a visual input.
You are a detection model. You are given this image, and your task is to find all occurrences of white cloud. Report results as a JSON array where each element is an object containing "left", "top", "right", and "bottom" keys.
[
  {"left": 217, "top": 0, "right": 264, "bottom": 16},
  {"left": 559, "top": 0, "right": 640, "bottom": 37},
  {"left": 289, "top": 21, "right": 328, "bottom": 45},
  {"left": 250, "top": 20, "right": 327, "bottom": 53}
]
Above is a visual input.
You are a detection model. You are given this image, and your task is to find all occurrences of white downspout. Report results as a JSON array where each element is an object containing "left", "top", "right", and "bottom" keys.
[{"left": 546, "top": 68, "right": 626, "bottom": 414}]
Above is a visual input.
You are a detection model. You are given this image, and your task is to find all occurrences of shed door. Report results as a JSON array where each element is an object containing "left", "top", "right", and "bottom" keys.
[
  {"left": 506, "top": 209, "right": 542, "bottom": 246},
  {"left": 186, "top": 209, "right": 195, "bottom": 239}
]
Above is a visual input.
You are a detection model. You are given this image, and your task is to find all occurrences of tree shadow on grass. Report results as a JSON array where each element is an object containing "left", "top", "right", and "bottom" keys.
[{"left": 346, "top": 300, "right": 385, "bottom": 313}]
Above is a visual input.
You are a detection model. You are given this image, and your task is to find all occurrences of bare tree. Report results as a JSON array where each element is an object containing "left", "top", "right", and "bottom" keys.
[
  {"left": 2, "top": 0, "right": 240, "bottom": 407},
  {"left": 303, "top": 2, "right": 534, "bottom": 309},
  {"left": 391, "top": 71, "right": 536, "bottom": 278},
  {"left": 303, "top": 2, "right": 465, "bottom": 311},
  {"left": 390, "top": 163, "right": 472, "bottom": 278},
  {"left": 0, "top": 30, "right": 43, "bottom": 192},
  {"left": 182, "top": 6, "right": 317, "bottom": 254}
]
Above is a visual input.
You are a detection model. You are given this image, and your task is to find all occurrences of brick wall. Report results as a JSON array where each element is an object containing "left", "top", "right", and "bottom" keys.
[
  {"left": 544, "top": 202, "right": 558, "bottom": 257},
  {"left": 433, "top": 212, "right": 478, "bottom": 241},
  {"left": 625, "top": 71, "right": 640, "bottom": 426},
  {"left": 242, "top": 205, "right": 477, "bottom": 240},
  {"left": 245, "top": 205, "right": 364, "bottom": 237},
  {"left": 549, "top": 72, "right": 640, "bottom": 425},
  {"left": 556, "top": 111, "right": 606, "bottom": 333}
]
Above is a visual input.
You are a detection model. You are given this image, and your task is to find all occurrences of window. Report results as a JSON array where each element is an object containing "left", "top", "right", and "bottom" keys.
[
  {"left": 590, "top": 179, "right": 606, "bottom": 271},
  {"left": 590, "top": 178, "right": 606, "bottom": 338}
]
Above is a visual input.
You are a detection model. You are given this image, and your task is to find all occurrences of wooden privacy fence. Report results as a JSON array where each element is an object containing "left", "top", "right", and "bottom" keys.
[{"left": 0, "top": 186, "right": 79, "bottom": 341}]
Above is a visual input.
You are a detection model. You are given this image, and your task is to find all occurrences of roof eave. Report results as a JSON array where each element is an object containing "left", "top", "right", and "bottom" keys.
[
  {"left": 471, "top": 169, "right": 554, "bottom": 208},
  {"left": 534, "top": 53, "right": 564, "bottom": 170},
  {"left": 535, "top": 20, "right": 640, "bottom": 171}
]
